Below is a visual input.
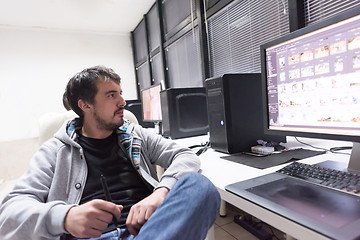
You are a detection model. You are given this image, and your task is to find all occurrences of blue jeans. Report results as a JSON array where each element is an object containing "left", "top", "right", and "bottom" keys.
[
  {"left": 78, "top": 228, "right": 133, "bottom": 240},
  {"left": 77, "top": 173, "right": 220, "bottom": 240}
]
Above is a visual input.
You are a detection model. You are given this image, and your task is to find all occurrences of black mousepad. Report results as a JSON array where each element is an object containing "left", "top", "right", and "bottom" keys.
[{"left": 221, "top": 148, "right": 325, "bottom": 169}]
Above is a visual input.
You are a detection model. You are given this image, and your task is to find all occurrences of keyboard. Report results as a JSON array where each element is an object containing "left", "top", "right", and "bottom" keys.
[{"left": 277, "top": 161, "right": 360, "bottom": 196}]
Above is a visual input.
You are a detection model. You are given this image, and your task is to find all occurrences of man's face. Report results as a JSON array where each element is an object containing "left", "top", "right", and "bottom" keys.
[{"left": 90, "top": 78, "right": 126, "bottom": 131}]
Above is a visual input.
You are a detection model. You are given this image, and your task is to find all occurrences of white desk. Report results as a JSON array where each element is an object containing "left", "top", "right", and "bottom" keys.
[{"left": 175, "top": 135, "right": 354, "bottom": 240}]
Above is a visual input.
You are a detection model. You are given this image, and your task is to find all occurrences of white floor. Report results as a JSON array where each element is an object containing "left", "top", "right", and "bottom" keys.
[{"left": 214, "top": 207, "right": 259, "bottom": 240}]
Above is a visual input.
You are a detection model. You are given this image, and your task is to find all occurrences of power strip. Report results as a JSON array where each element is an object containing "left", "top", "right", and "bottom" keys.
[{"left": 234, "top": 215, "right": 272, "bottom": 240}]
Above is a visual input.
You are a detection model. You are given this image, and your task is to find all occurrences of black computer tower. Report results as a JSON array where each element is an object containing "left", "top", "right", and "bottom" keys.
[{"left": 205, "top": 73, "right": 285, "bottom": 154}]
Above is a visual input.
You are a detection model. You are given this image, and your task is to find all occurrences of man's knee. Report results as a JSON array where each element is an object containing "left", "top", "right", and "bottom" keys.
[
  {"left": 181, "top": 172, "right": 216, "bottom": 189},
  {"left": 180, "top": 173, "right": 220, "bottom": 208}
]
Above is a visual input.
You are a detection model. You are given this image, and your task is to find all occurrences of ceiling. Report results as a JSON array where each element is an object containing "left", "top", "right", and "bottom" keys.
[{"left": 0, "top": 0, "right": 156, "bottom": 35}]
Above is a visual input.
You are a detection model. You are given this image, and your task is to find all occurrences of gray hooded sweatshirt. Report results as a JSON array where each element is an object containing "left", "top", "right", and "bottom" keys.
[{"left": 0, "top": 119, "right": 200, "bottom": 240}]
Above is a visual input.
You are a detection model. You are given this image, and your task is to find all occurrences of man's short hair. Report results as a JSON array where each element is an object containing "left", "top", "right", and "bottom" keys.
[{"left": 64, "top": 66, "right": 121, "bottom": 118}]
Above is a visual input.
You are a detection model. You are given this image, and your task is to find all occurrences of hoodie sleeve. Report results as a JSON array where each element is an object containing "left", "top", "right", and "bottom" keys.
[
  {"left": 0, "top": 141, "right": 73, "bottom": 240},
  {"left": 135, "top": 126, "right": 201, "bottom": 190}
]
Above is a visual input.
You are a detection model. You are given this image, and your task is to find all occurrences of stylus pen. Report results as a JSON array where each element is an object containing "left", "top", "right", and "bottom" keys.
[{"left": 100, "top": 174, "right": 118, "bottom": 228}]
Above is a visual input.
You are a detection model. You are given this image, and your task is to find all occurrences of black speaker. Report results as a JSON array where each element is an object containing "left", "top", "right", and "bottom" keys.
[
  {"left": 160, "top": 88, "right": 209, "bottom": 139},
  {"left": 205, "top": 74, "right": 285, "bottom": 154}
]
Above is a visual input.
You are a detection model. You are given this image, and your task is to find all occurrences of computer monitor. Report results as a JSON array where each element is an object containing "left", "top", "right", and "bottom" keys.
[
  {"left": 261, "top": 6, "right": 360, "bottom": 172},
  {"left": 160, "top": 88, "right": 209, "bottom": 139},
  {"left": 124, "top": 99, "right": 154, "bottom": 128},
  {"left": 140, "top": 84, "right": 162, "bottom": 122}
]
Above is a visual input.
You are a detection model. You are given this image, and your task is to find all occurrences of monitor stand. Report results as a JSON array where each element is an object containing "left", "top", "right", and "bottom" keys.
[
  {"left": 348, "top": 142, "right": 360, "bottom": 174},
  {"left": 315, "top": 142, "right": 360, "bottom": 173}
]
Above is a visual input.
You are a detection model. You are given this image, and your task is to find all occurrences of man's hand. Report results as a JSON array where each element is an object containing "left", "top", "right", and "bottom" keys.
[
  {"left": 126, "top": 187, "right": 169, "bottom": 236},
  {"left": 64, "top": 199, "right": 123, "bottom": 238}
]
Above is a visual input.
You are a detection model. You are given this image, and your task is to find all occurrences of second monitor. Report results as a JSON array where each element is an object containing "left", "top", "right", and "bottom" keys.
[{"left": 141, "top": 84, "right": 163, "bottom": 123}]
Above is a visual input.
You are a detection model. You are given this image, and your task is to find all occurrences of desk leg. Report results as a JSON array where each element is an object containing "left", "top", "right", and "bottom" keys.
[
  {"left": 219, "top": 199, "right": 226, "bottom": 217},
  {"left": 205, "top": 225, "right": 215, "bottom": 240}
]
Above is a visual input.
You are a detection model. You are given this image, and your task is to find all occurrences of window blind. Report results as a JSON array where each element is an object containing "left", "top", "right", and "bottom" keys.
[
  {"left": 205, "top": 0, "right": 222, "bottom": 10},
  {"left": 136, "top": 61, "right": 151, "bottom": 91},
  {"left": 147, "top": 5, "right": 161, "bottom": 53},
  {"left": 133, "top": 20, "right": 148, "bottom": 64},
  {"left": 162, "top": 0, "right": 196, "bottom": 35},
  {"left": 207, "top": 0, "right": 290, "bottom": 77},
  {"left": 304, "top": 0, "right": 360, "bottom": 26},
  {"left": 165, "top": 27, "right": 203, "bottom": 88},
  {"left": 150, "top": 53, "right": 165, "bottom": 85}
]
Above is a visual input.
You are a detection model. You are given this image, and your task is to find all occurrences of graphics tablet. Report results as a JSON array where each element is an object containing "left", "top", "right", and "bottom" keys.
[{"left": 225, "top": 173, "right": 360, "bottom": 240}]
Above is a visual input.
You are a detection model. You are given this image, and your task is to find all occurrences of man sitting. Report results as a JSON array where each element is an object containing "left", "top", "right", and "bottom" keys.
[{"left": 0, "top": 66, "right": 220, "bottom": 240}]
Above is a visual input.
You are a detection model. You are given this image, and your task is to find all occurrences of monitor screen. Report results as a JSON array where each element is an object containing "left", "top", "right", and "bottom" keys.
[
  {"left": 141, "top": 84, "right": 162, "bottom": 122},
  {"left": 261, "top": 7, "right": 360, "bottom": 143},
  {"left": 124, "top": 99, "right": 154, "bottom": 128}
]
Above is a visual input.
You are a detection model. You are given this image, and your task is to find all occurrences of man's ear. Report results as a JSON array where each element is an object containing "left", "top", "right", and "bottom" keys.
[{"left": 78, "top": 99, "right": 91, "bottom": 112}]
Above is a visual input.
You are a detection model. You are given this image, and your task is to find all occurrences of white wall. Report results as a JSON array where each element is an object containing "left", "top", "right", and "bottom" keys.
[{"left": 0, "top": 27, "right": 138, "bottom": 142}]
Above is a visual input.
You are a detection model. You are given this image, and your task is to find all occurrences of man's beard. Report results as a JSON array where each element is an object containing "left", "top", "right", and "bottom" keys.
[{"left": 92, "top": 109, "right": 123, "bottom": 131}]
